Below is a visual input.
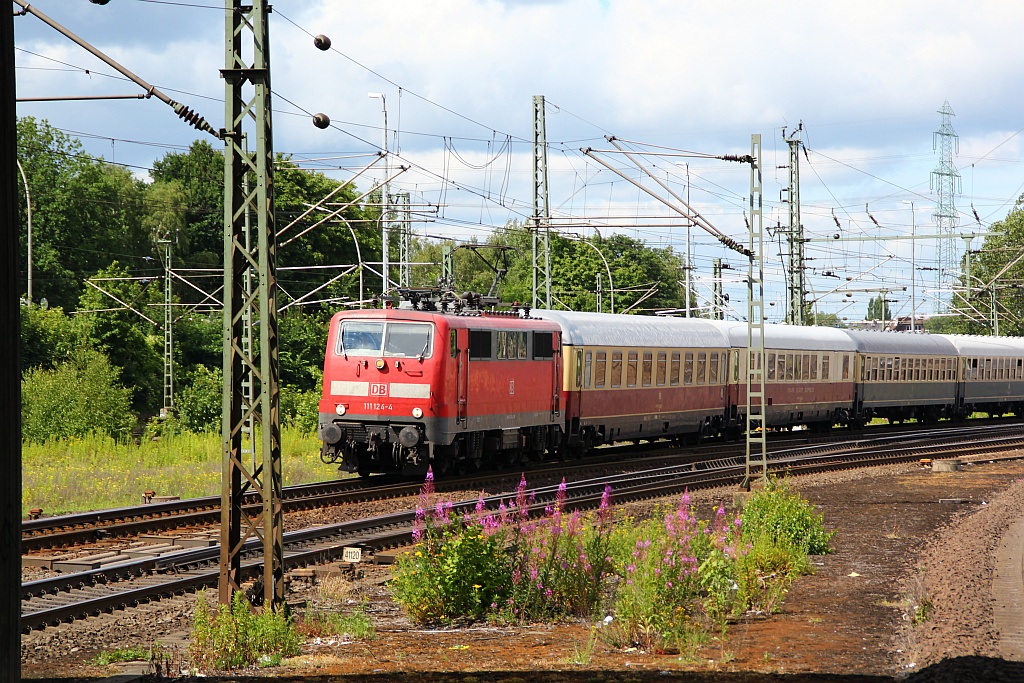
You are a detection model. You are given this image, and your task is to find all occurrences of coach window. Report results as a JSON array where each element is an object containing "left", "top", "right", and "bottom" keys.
[
  {"left": 938, "top": 357, "right": 944, "bottom": 381},
  {"left": 970, "top": 358, "right": 978, "bottom": 380},
  {"left": 595, "top": 351, "right": 607, "bottom": 388},
  {"left": 767, "top": 353, "right": 776, "bottom": 381},
  {"left": 1017, "top": 359, "right": 1023, "bottom": 380},
  {"left": 721, "top": 352, "right": 729, "bottom": 382},
  {"left": 696, "top": 352, "right": 707, "bottom": 385},
  {"left": 684, "top": 352, "right": 694, "bottom": 385},
  {"left": 915, "top": 358, "right": 922, "bottom": 381},
  {"left": 584, "top": 351, "right": 593, "bottom": 388},
  {"left": 657, "top": 352, "right": 667, "bottom": 386},
  {"left": 669, "top": 352, "right": 680, "bottom": 385},
  {"left": 794, "top": 354, "right": 803, "bottom": 381},
  {"left": 785, "top": 353, "right": 794, "bottom": 381},
  {"left": 810, "top": 354, "right": 818, "bottom": 381},
  {"left": 611, "top": 351, "right": 623, "bottom": 388},
  {"left": 627, "top": 352, "right": 639, "bottom": 387},
  {"left": 1001, "top": 358, "right": 1007, "bottom": 380},
  {"left": 802, "top": 354, "right": 810, "bottom": 381},
  {"left": 886, "top": 357, "right": 893, "bottom": 382},
  {"left": 822, "top": 354, "right": 830, "bottom": 381},
  {"left": 985, "top": 358, "right": 992, "bottom": 380},
  {"left": 709, "top": 353, "right": 719, "bottom": 384},
  {"left": 777, "top": 354, "right": 786, "bottom": 382},
  {"left": 893, "top": 357, "right": 900, "bottom": 381},
  {"left": 842, "top": 354, "right": 850, "bottom": 381},
  {"left": 642, "top": 352, "right": 653, "bottom": 387}
]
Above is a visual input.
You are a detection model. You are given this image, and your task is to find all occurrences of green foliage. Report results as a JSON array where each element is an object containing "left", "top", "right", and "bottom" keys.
[
  {"left": 77, "top": 262, "right": 163, "bottom": 410},
  {"left": 610, "top": 495, "right": 744, "bottom": 652},
  {"left": 91, "top": 645, "right": 156, "bottom": 666},
  {"left": 390, "top": 477, "right": 615, "bottom": 626},
  {"left": 300, "top": 606, "right": 376, "bottom": 640},
  {"left": 189, "top": 591, "right": 301, "bottom": 671},
  {"left": 741, "top": 478, "right": 835, "bottom": 555},
  {"left": 20, "top": 304, "right": 93, "bottom": 371},
  {"left": 21, "top": 427, "right": 328, "bottom": 516},
  {"left": 866, "top": 295, "right": 892, "bottom": 322},
  {"left": 734, "top": 533, "right": 808, "bottom": 614},
  {"left": 21, "top": 348, "right": 135, "bottom": 443},
  {"left": 176, "top": 364, "right": 222, "bottom": 433},
  {"left": 279, "top": 310, "right": 329, "bottom": 391},
  {"left": 281, "top": 377, "right": 322, "bottom": 434}
]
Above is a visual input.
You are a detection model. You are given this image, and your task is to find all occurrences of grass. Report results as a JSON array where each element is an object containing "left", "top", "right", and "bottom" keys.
[
  {"left": 21, "top": 427, "right": 334, "bottom": 516},
  {"left": 91, "top": 645, "right": 156, "bottom": 666}
]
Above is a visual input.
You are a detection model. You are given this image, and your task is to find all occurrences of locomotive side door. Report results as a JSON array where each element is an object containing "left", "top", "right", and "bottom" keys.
[
  {"left": 455, "top": 328, "right": 468, "bottom": 426},
  {"left": 551, "top": 332, "right": 561, "bottom": 418}
]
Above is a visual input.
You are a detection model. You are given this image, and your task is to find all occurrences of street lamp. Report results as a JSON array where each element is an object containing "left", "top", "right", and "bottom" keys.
[
  {"left": 902, "top": 200, "right": 916, "bottom": 332},
  {"left": 15, "top": 159, "right": 30, "bottom": 304},
  {"left": 368, "top": 92, "right": 389, "bottom": 297},
  {"left": 567, "top": 233, "right": 614, "bottom": 314}
]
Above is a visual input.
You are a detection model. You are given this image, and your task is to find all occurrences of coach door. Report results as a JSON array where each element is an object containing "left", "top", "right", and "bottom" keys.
[{"left": 551, "top": 333, "right": 561, "bottom": 418}]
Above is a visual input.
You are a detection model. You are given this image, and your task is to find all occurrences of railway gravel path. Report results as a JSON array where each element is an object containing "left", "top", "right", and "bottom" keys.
[{"left": 19, "top": 454, "right": 1024, "bottom": 682}]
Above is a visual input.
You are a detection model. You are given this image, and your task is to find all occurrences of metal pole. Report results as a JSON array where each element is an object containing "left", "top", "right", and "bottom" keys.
[
  {"left": 744, "top": 134, "right": 767, "bottom": 489},
  {"left": 369, "top": 94, "right": 389, "bottom": 297},
  {"left": 220, "top": 0, "right": 283, "bottom": 610},
  {"left": 685, "top": 163, "right": 691, "bottom": 318},
  {"left": 533, "top": 95, "right": 551, "bottom": 309},
  {"left": 596, "top": 271, "right": 602, "bottom": 313},
  {"left": 909, "top": 201, "right": 916, "bottom": 332},
  {"left": 159, "top": 239, "right": 174, "bottom": 416},
  {"left": 16, "top": 159, "right": 30, "bottom": 304},
  {"left": 784, "top": 124, "right": 805, "bottom": 325},
  {"left": 1, "top": 4, "right": 23, "bottom": 678}
]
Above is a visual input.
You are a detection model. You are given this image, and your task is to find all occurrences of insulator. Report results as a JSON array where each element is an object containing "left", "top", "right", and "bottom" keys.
[
  {"left": 313, "top": 113, "right": 331, "bottom": 129},
  {"left": 314, "top": 34, "right": 332, "bottom": 51},
  {"left": 172, "top": 102, "right": 215, "bottom": 135}
]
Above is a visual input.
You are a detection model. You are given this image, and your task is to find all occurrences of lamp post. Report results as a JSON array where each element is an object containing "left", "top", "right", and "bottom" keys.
[
  {"left": 569, "top": 233, "right": 614, "bottom": 314},
  {"left": 15, "top": 158, "right": 30, "bottom": 304},
  {"left": 368, "top": 92, "right": 389, "bottom": 297},
  {"left": 903, "top": 200, "right": 916, "bottom": 332}
]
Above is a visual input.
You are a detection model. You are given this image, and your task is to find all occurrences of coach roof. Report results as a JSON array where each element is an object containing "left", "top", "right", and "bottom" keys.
[
  {"left": 843, "top": 330, "right": 959, "bottom": 355},
  {"left": 532, "top": 310, "right": 731, "bottom": 348},
  {"left": 711, "top": 321, "right": 857, "bottom": 351},
  {"left": 934, "top": 334, "right": 1024, "bottom": 357}
]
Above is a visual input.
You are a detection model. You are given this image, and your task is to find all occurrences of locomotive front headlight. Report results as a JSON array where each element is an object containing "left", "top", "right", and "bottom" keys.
[
  {"left": 375, "top": 358, "right": 386, "bottom": 370},
  {"left": 412, "top": 407, "right": 423, "bottom": 419},
  {"left": 335, "top": 404, "right": 347, "bottom": 416}
]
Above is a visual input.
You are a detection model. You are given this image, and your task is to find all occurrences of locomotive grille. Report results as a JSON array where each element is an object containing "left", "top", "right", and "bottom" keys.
[{"left": 334, "top": 421, "right": 370, "bottom": 442}]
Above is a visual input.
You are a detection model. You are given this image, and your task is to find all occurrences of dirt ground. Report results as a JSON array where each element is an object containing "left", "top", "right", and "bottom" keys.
[{"left": 20, "top": 455, "right": 1024, "bottom": 683}]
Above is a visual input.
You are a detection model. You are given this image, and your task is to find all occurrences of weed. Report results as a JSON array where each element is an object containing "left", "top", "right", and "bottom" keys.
[
  {"left": 741, "top": 477, "right": 835, "bottom": 555},
  {"left": 763, "top": 651, "right": 773, "bottom": 663},
  {"left": 91, "top": 645, "right": 155, "bottom": 666},
  {"left": 188, "top": 590, "right": 301, "bottom": 671},
  {"left": 300, "top": 606, "right": 376, "bottom": 640},
  {"left": 566, "top": 627, "right": 599, "bottom": 666},
  {"left": 721, "top": 650, "right": 736, "bottom": 663}
]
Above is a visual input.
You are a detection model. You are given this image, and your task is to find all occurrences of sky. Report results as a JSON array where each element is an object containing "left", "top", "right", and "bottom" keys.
[{"left": 12, "top": 0, "right": 1024, "bottom": 323}]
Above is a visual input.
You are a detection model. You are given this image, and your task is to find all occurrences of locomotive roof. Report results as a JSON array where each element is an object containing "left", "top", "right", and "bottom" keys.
[
  {"left": 842, "top": 329, "right": 960, "bottom": 355},
  {"left": 934, "top": 334, "right": 1024, "bottom": 357},
  {"left": 532, "top": 310, "right": 731, "bottom": 348},
  {"left": 710, "top": 321, "right": 858, "bottom": 351}
]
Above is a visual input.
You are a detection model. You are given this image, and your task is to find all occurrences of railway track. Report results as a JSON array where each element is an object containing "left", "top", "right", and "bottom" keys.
[
  {"left": 24, "top": 418, "right": 1011, "bottom": 552},
  {"left": 21, "top": 422, "right": 1024, "bottom": 633}
]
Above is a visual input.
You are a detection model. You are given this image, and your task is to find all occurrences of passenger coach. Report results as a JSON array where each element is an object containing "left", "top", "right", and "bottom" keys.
[{"left": 534, "top": 311, "right": 732, "bottom": 450}]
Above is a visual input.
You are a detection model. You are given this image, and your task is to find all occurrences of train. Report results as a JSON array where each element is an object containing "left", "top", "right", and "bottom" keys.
[{"left": 317, "top": 303, "right": 1024, "bottom": 476}]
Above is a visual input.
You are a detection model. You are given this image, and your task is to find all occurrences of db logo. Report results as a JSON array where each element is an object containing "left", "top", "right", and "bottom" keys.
[
  {"left": 370, "top": 383, "right": 388, "bottom": 397},
  {"left": 509, "top": 380, "right": 515, "bottom": 395}
]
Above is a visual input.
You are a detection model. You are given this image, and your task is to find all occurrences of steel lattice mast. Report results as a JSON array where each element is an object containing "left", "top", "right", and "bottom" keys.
[
  {"left": 931, "top": 100, "right": 961, "bottom": 311},
  {"left": 220, "top": 0, "right": 283, "bottom": 610}
]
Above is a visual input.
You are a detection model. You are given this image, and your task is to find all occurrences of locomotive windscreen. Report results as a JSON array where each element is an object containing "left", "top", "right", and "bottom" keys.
[{"left": 339, "top": 321, "right": 434, "bottom": 358}]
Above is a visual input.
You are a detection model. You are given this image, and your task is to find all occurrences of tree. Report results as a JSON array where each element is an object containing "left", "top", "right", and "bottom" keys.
[
  {"left": 866, "top": 295, "right": 891, "bottom": 322},
  {"left": 17, "top": 117, "right": 153, "bottom": 310},
  {"left": 944, "top": 200, "right": 1024, "bottom": 336},
  {"left": 77, "top": 262, "right": 163, "bottom": 410},
  {"left": 22, "top": 348, "right": 135, "bottom": 443}
]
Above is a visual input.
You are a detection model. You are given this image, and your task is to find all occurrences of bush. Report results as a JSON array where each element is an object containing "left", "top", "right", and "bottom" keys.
[
  {"left": 189, "top": 590, "right": 300, "bottom": 671},
  {"left": 176, "top": 364, "right": 222, "bottom": 433},
  {"left": 21, "top": 348, "right": 135, "bottom": 443},
  {"left": 610, "top": 493, "right": 744, "bottom": 652},
  {"left": 389, "top": 474, "right": 615, "bottom": 626},
  {"left": 741, "top": 477, "right": 835, "bottom": 555},
  {"left": 281, "top": 382, "right": 321, "bottom": 434}
]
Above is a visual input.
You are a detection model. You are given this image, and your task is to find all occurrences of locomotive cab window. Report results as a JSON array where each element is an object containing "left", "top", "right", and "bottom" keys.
[{"left": 340, "top": 321, "right": 433, "bottom": 359}]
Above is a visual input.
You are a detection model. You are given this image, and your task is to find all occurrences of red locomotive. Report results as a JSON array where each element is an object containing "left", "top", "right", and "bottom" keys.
[{"left": 318, "top": 306, "right": 563, "bottom": 476}]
